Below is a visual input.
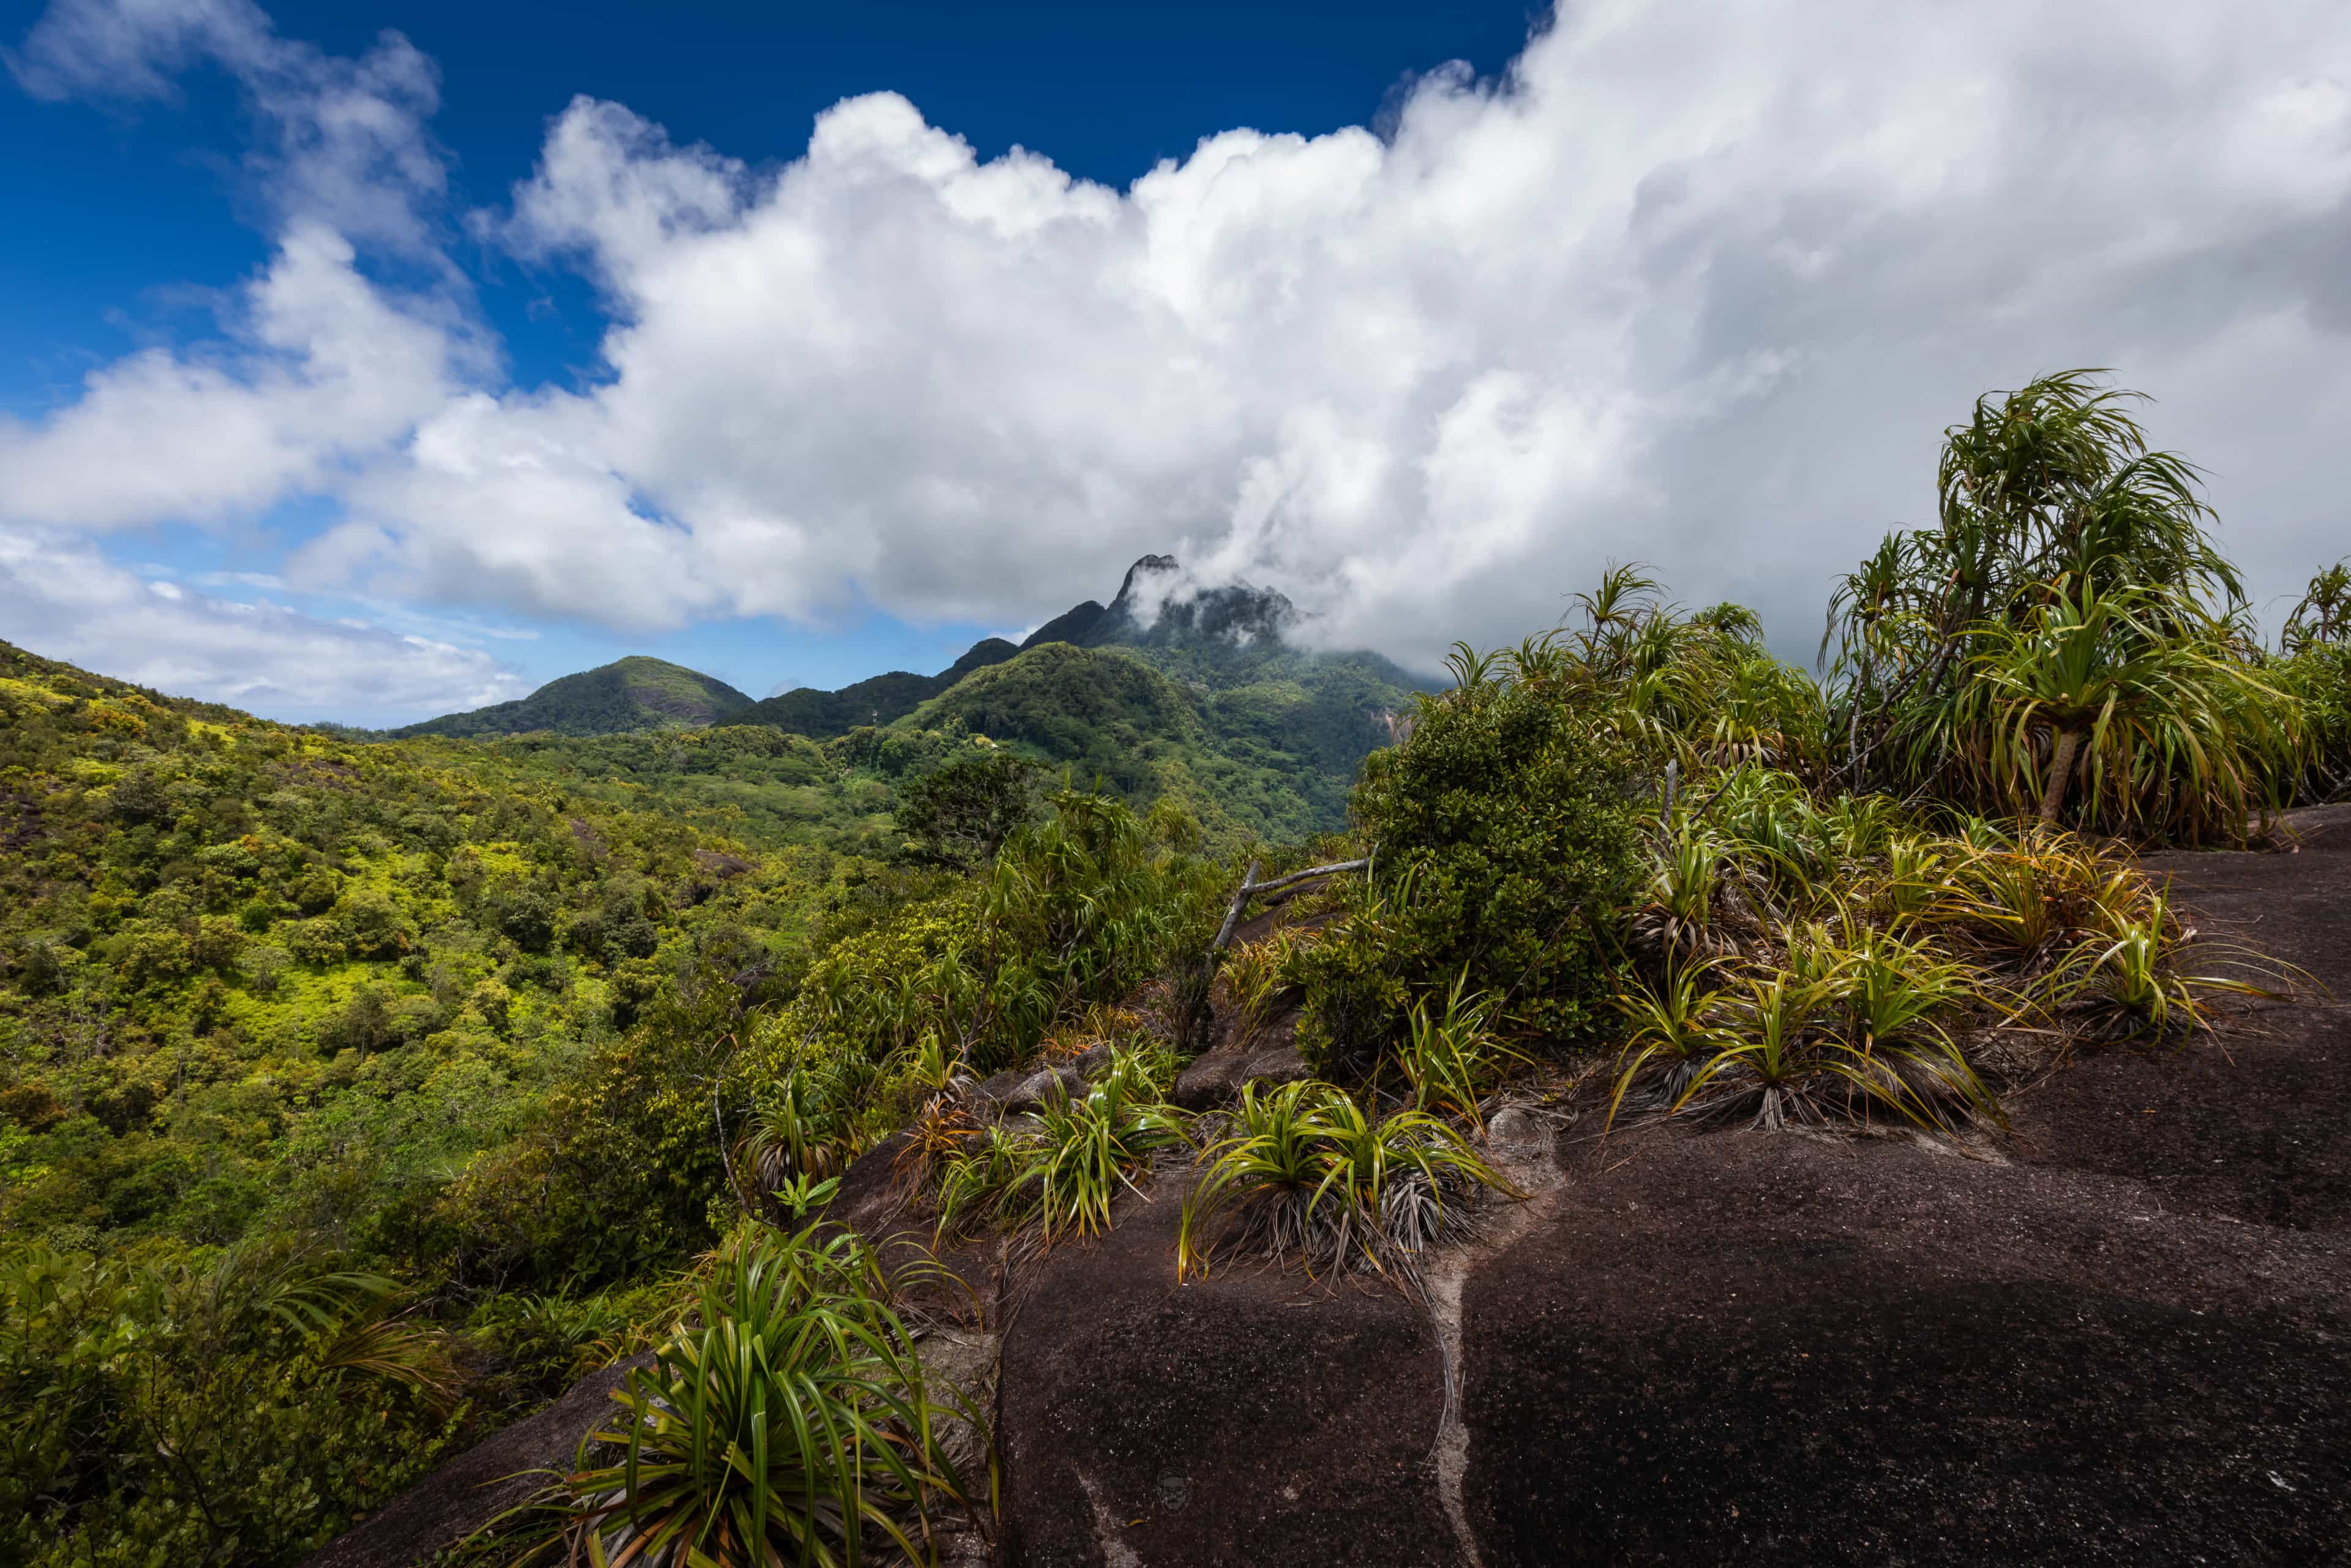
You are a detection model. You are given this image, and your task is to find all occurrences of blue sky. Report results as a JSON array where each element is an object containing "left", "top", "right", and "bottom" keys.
[
  {"left": 0, "top": 0, "right": 1542, "bottom": 721},
  {"left": 4, "top": 0, "right": 2348, "bottom": 727}
]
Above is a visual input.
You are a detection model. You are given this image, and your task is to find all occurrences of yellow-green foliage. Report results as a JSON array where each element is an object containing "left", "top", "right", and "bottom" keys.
[
  {"left": 727, "top": 789, "right": 1223, "bottom": 1160},
  {"left": 1610, "top": 768, "right": 2254, "bottom": 1136},
  {"left": 0, "top": 638, "right": 830, "bottom": 1271}
]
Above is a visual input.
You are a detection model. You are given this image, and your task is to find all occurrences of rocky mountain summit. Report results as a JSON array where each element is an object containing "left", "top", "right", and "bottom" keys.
[{"left": 1022, "top": 553, "right": 1300, "bottom": 651}]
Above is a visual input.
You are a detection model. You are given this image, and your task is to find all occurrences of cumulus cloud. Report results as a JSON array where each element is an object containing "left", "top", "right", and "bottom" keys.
[
  {"left": 2, "top": 0, "right": 481, "bottom": 531},
  {"left": 7, "top": 0, "right": 2351, "bottom": 670},
  {"left": 0, "top": 527, "right": 530, "bottom": 717},
  {"left": 0, "top": 223, "right": 475, "bottom": 528}
]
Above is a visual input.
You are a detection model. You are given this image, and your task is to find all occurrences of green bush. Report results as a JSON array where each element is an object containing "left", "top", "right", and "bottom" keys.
[
  {"left": 893, "top": 746, "right": 1041, "bottom": 867},
  {"left": 0, "top": 1237, "right": 458, "bottom": 1568},
  {"left": 1297, "top": 675, "right": 1644, "bottom": 1071}
]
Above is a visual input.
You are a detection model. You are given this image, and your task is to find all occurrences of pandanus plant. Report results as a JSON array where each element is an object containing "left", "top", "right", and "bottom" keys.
[
  {"left": 552, "top": 1226, "right": 974, "bottom": 1568},
  {"left": 1822, "top": 370, "right": 2293, "bottom": 834},
  {"left": 1953, "top": 580, "right": 2297, "bottom": 835}
]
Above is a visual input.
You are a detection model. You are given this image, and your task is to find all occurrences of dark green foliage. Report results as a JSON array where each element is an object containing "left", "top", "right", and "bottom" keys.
[
  {"left": 1295, "top": 675, "right": 1646, "bottom": 1071},
  {"left": 1824, "top": 372, "right": 2303, "bottom": 841},
  {"left": 910, "top": 642, "right": 1202, "bottom": 796},
  {"left": 743, "top": 636, "right": 1021, "bottom": 738},
  {"left": 893, "top": 747, "right": 1043, "bottom": 867},
  {"left": 904, "top": 639, "right": 1420, "bottom": 842},
  {"left": 1, "top": 1237, "right": 459, "bottom": 1566},
  {"left": 391, "top": 656, "right": 752, "bottom": 739}
]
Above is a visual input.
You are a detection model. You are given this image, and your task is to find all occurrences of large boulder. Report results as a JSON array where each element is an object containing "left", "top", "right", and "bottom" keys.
[
  {"left": 995, "top": 1177, "right": 1467, "bottom": 1568},
  {"left": 988, "top": 805, "right": 2351, "bottom": 1564}
]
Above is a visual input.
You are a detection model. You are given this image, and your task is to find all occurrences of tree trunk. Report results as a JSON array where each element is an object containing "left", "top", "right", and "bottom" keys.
[{"left": 2038, "top": 727, "right": 2083, "bottom": 824}]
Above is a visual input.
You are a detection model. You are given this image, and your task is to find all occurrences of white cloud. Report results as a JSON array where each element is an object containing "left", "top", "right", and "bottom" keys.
[
  {"left": 0, "top": 224, "right": 474, "bottom": 528},
  {"left": 0, "top": 526, "right": 529, "bottom": 718},
  {"left": 7, "top": 0, "right": 2351, "bottom": 671},
  {"left": 1, "top": 0, "right": 481, "bottom": 532}
]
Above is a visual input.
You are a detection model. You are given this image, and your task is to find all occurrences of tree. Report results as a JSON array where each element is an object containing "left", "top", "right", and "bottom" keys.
[
  {"left": 1824, "top": 372, "right": 2295, "bottom": 839},
  {"left": 1959, "top": 583, "right": 2296, "bottom": 830},
  {"left": 893, "top": 749, "right": 1041, "bottom": 868}
]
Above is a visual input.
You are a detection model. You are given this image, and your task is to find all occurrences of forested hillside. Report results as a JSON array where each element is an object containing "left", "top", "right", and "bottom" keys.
[
  {"left": 383, "top": 556, "right": 1430, "bottom": 844},
  {"left": 391, "top": 656, "right": 751, "bottom": 739},
  {"left": 743, "top": 637, "right": 1022, "bottom": 736},
  {"left": 0, "top": 637, "right": 932, "bottom": 1560},
  {"left": 904, "top": 639, "right": 1414, "bottom": 841}
]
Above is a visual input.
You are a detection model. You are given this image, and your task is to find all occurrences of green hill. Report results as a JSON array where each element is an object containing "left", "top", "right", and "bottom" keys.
[
  {"left": 740, "top": 637, "right": 1021, "bottom": 737},
  {"left": 892, "top": 638, "right": 1417, "bottom": 841},
  {"left": 751, "top": 555, "right": 1428, "bottom": 838},
  {"left": 348, "top": 555, "right": 1420, "bottom": 842},
  {"left": 392, "top": 655, "right": 752, "bottom": 738}
]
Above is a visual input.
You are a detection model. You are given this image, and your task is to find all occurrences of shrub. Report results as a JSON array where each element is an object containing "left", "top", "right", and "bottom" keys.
[
  {"left": 1178, "top": 1079, "right": 1513, "bottom": 1289},
  {"left": 933, "top": 1045, "right": 1187, "bottom": 1241},
  {"left": 285, "top": 915, "right": 348, "bottom": 966},
  {"left": 533, "top": 1225, "right": 973, "bottom": 1567},
  {"left": 1300, "top": 672, "right": 1644, "bottom": 1069},
  {"left": 1394, "top": 977, "right": 1523, "bottom": 1132},
  {"left": 894, "top": 748, "right": 1041, "bottom": 868},
  {"left": 0, "top": 1239, "right": 456, "bottom": 1568}
]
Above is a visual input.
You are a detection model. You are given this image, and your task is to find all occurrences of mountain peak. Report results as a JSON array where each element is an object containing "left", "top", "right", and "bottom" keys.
[{"left": 1102, "top": 553, "right": 1297, "bottom": 646}]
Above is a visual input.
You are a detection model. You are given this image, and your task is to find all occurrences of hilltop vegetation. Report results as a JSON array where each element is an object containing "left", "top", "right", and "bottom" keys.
[
  {"left": 386, "top": 555, "right": 1427, "bottom": 844},
  {"left": 902, "top": 639, "right": 1412, "bottom": 843},
  {"left": 5, "top": 373, "right": 2350, "bottom": 1567},
  {"left": 391, "top": 656, "right": 751, "bottom": 739},
  {"left": 743, "top": 637, "right": 1021, "bottom": 737}
]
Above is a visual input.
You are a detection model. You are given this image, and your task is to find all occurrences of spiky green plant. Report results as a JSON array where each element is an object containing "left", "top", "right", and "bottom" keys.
[
  {"left": 2282, "top": 560, "right": 2351, "bottom": 656},
  {"left": 929, "top": 1046, "right": 1186, "bottom": 1243},
  {"left": 1667, "top": 963, "right": 1990, "bottom": 1135},
  {"left": 1869, "top": 833, "right": 1962, "bottom": 921},
  {"left": 547, "top": 1225, "right": 972, "bottom": 1568},
  {"left": 1221, "top": 925, "right": 1315, "bottom": 1048},
  {"left": 1395, "top": 975, "right": 1525, "bottom": 1131},
  {"left": 1178, "top": 1080, "right": 1514, "bottom": 1286},
  {"left": 1823, "top": 372, "right": 2308, "bottom": 840},
  {"left": 1606, "top": 960, "right": 1737, "bottom": 1123},
  {"left": 743, "top": 1072, "right": 859, "bottom": 1198},
  {"left": 1018, "top": 1054, "right": 1190, "bottom": 1240},
  {"left": 1949, "top": 582, "right": 2300, "bottom": 835},
  {"left": 1631, "top": 817, "right": 1727, "bottom": 964},
  {"left": 2044, "top": 885, "right": 2276, "bottom": 1041}
]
